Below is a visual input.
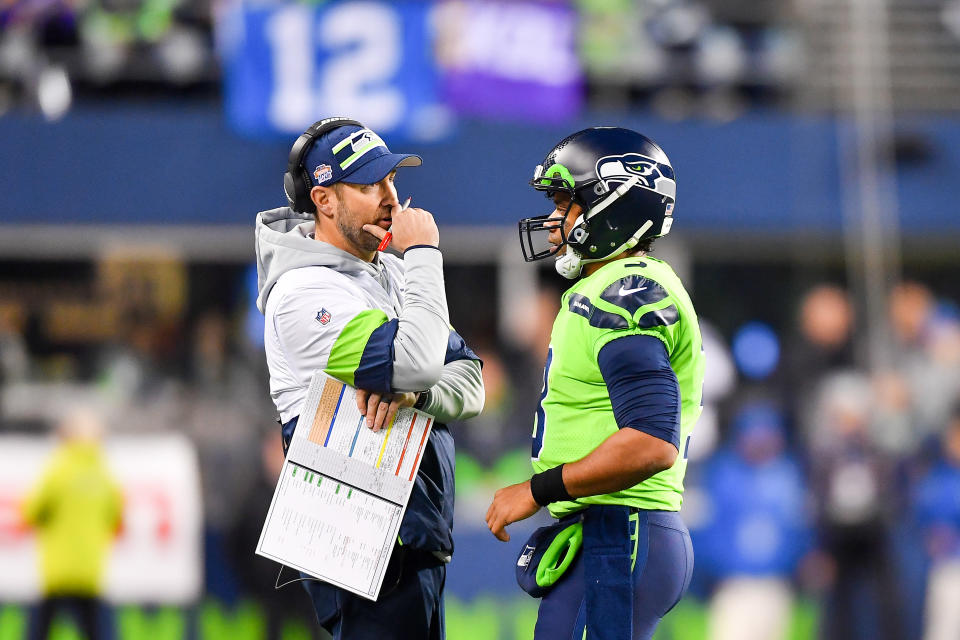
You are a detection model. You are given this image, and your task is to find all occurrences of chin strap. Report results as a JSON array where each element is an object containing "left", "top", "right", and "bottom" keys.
[
  {"left": 556, "top": 219, "right": 654, "bottom": 280},
  {"left": 555, "top": 245, "right": 583, "bottom": 279},
  {"left": 555, "top": 175, "right": 649, "bottom": 280}
]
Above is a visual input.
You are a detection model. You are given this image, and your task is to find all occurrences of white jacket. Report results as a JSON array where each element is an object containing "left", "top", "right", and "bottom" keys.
[{"left": 255, "top": 206, "right": 483, "bottom": 423}]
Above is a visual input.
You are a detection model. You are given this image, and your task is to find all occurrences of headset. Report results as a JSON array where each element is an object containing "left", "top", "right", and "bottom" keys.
[{"left": 283, "top": 117, "right": 364, "bottom": 213}]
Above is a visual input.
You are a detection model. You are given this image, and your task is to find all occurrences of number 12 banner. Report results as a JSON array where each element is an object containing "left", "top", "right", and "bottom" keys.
[{"left": 218, "top": 1, "right": 446, "bottom": 141}]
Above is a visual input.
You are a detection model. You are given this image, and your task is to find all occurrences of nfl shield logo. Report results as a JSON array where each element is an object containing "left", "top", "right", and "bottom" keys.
[{"left": 316, "top": 308, "right": 332, "bottom": 325}]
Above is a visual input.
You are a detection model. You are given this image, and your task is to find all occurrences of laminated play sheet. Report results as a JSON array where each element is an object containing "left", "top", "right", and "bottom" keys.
[{"left": 256, "top": 372, "right": 433, "bottom": 600}]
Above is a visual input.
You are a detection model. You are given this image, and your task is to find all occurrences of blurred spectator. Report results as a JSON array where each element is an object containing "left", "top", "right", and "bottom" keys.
[
  {"left": 694, "top": 402, "right": 813, "bottom": 640},
  {"left": 909, "top": 312, "right": 960, "bottom": 441},
  {"left": 448, "top": 346, "right": 525, "bottom": 466},
  {"left": 0, "top": 303, "right": 29, "bottom": 386},
  {"left": 180, "top": 310, "right": 266, "bottom": 601},
  {"left": 875, "top": 284, "right": 960, "bottom": 454},
  {"left": 96, "top": 310, "right": 179, "bottom": 407},
  {"left": 781, "top": 284, "right": 854, "bottom": 435},
  {"left": 21, "top": 407, "right": 123, "bottom": 640},
  {"left": 889, "top": 282, "right": 935, "bottom": 359},
  {"left": 887, "top": 283, "right": 935, "bottom": 426},
  {"left": 798, "top": 284, "right": 854, "bottom": 358},
  {"left": 807, "top": 372, "right": 903, "bottom": 640},
  {"left": 913, "top": 405, "right": 960, "bottom": 640},
  {"left": 870, "top": 367, "right": 914, "bottom": 456},
  {"left": 229, "top": 428, "right": 325, "bottom": 640}
]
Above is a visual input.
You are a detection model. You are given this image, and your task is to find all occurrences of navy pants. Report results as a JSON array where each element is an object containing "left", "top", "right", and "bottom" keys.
[
  {"left": 299, "top": 547, "right": 446, "bottom": 640},
  {"left": 281, "top": 416, "right": 447, "bottom": 639},
  {"left": 534, "top": 507, "right": 693, "bottom": 640}
]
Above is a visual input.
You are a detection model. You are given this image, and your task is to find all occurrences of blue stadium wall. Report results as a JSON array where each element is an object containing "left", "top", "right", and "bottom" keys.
[{"left": 1, "top": 107, "right": 958, "bottom": 235}]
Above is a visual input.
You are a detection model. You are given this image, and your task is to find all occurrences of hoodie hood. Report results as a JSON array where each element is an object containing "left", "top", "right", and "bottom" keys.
[{"left": 255, "top": 207, "right": 385, "bottom": 313}]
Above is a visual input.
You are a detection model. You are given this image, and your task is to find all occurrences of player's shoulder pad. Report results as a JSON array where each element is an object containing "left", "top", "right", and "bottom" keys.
[
  {"left": 599, "top": 274, "right": 668, "bottom": 315},
  {"left": 567, "top": 259, "right": 680, "bottom": 331},
  {"left": 595, "top": 262, "right": 679, "bottom": 330},
  {"left": 567, "top": 291, "right": 632, "bottom": 330}
]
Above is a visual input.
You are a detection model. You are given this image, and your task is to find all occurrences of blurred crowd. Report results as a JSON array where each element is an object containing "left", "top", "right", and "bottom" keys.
[
  {"left": 682, "top": 281, "right": 960, "bottom": 640},
  {"left": 2, "top": 1, "right": 959, "bottom": 639},
  {"left": 0, "top": 0, "right": 803, "bottom": 121},
  {"left": 2, "top": 256, "right": 960, "bottom": 640}
]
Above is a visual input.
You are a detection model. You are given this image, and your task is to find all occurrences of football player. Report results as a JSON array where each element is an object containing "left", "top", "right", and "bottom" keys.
[{"left": 486, "top": 127, "right": 705, "bottom": 640}]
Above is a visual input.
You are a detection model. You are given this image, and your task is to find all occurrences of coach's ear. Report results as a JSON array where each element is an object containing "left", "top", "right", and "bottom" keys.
[{"left": 311, "top": 185, "right": 337, "bottom": 219}]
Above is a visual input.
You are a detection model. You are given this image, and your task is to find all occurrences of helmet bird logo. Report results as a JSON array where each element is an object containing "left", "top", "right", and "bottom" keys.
[{"left": 595, "top": 153, "right": 673, "bottom": 196}]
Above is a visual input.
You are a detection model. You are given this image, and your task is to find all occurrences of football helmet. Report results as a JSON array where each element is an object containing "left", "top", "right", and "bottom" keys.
[{"left": 518, "top": 127, "right": 677, "bottom": 279}]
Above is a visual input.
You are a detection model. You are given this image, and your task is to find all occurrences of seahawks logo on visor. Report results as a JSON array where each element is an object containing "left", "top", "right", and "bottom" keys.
[
  {"left": 332, "top": 128, "right": 387, "bottom": 171},
  {"left": 595, "top": 153, "right": 676, "bottom": 199}
]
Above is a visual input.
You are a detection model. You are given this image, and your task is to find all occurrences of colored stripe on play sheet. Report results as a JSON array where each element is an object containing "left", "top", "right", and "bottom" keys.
[
  {"left": 409, "top": 418, "right": 432, "bottom": 481},
  {"left": 375, "top": 414, "right": 396, "bottom": 468},
  {"left": 395, "top": 415, "right": 417, "bottom": 476},
  {"left": 309, "top": 378, "right": 345, "bottom": 447}
]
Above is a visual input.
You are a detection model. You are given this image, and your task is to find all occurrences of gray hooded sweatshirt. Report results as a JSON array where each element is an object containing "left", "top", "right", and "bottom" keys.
[
  {"left": 255, "top": 206, "right": 483, "bottom": 425},
  {"left": 256, "top": 206, "right": 482, "bottom": 554}
]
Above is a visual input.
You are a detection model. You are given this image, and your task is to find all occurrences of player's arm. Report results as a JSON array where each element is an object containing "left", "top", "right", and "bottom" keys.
[
  {"left": 273, "top": 267, "right": 446, "bottom": 421},
  {"left": 556, "top": 428, "right": 678, "bottom": 498},
  {"left": 486, "top": 334, "right": 679, "bottom": 541},
  {"left": 274, "top": 205, "right": 447, "bottom": 382},
  {"left": 388, "top": 244, "right": 449, "bottom": 391},
  {"left": 557, "top": 334, "right": 679, "bottom": 495},
  {"left": 349, "top": 243, "right": 451, "bottom": 429}
]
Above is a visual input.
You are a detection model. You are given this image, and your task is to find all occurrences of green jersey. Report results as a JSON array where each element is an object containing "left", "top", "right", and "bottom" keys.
[{"left": 531, "top": 255, "right": 705, "bottom": 518}]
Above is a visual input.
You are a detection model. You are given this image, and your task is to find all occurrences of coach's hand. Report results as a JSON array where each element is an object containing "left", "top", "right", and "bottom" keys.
[
  {"left": 356, "top": 389, "right": 418, "bottom": 432},
  {"left": 486, "top": 481, "right": 540, "bottom": 542},
  {"left": 363, "top": 203, "right": 439, "bottom": 252}
]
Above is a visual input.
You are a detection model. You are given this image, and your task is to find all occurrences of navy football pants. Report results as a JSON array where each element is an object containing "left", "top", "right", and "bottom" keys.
[
  {"left": 300, "top": 547, "right": 446, "bottom": 640},
  {"left": 534, "top": 507, "right": 693, "bottom": 640}
]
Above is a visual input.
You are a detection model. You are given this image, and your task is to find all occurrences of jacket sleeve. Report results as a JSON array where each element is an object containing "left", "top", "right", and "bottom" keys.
[
  {"left": 272, "top": 249, "right": 454, "bottom": 395},
  {"left": 389, "top": 247, "right": 450, "bottom": 392},
  {"left": 420, "top": 358, "right": 485, "bottom": 422}
]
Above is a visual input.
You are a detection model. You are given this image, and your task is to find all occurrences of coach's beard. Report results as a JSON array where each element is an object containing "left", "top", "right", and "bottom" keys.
[{"left": 338, "top": 204, "right": 381, "bottom": 254}]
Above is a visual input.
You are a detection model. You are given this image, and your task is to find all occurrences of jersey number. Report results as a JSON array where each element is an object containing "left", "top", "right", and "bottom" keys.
[{"left": 531, "top": 347, "right": 553, "bottom": 460}]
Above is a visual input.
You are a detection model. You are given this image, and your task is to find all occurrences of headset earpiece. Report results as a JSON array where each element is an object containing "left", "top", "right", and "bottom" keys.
[{"left": 283, "top": 117, "right": 363, "bottom": 213}]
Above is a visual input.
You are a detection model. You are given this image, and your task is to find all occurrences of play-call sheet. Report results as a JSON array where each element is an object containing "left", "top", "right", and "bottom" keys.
[{"left": 257, "top": 372, "right": 434, "bottom": 600}]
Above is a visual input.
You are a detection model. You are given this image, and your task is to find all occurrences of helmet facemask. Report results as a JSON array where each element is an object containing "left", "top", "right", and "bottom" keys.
[
  {"left": 517, "top": 210, "right": 568, "bottom": 263},
  {"left": 517, "top": 165, "right": 586, "bottom": 263}
]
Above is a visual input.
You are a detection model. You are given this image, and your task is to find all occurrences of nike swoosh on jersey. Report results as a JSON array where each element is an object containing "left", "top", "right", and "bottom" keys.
[
  {"left": 618, "top": 285, "right": 647, "bottom": 296},
  {"left": 600, "top": 276, "right": 669, "bottom": 316}
]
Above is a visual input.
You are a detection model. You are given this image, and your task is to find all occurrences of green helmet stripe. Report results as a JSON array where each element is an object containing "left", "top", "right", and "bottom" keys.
[{"left": 540, "top": 163, "right": 575, "bottom": 190}]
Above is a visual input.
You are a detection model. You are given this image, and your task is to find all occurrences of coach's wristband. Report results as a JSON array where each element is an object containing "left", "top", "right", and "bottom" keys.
[
  {"left": 530, "top": 464, "right": 573, "bottom": 507},
  {"left": 414, "top": 388, "right": 432, "bottom": 410}
]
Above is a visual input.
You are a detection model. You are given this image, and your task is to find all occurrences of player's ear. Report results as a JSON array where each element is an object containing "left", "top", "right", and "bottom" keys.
[{"left": 311, "top": 186, "right": 336, "bottom": 219}]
